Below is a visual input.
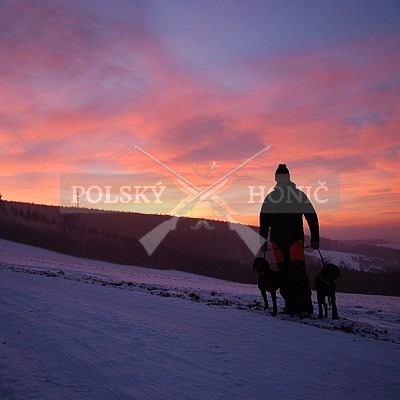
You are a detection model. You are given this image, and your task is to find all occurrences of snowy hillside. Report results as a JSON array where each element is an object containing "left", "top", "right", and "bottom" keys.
[
  {"left": 376, "top": 243, "right": 400, "bottom": 250},
  {"left": 306, "top": 248, "right": 395, "bottom": 273},
  {"left": 1, "top": 239, "right": 399, "bottom": 399}
]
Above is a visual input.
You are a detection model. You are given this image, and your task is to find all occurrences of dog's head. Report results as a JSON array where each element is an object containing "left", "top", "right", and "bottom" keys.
[
  {"left": 322, "top": 263, "right": 341, "bottom": 281},
  {"left": 253, "top": 257, "right": 270, "bottom": 273}
]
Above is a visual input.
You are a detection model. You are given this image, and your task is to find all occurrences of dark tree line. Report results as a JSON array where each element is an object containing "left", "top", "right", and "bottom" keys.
[{"left": 0, "top": 200, "right": 399, "bottom": 296}]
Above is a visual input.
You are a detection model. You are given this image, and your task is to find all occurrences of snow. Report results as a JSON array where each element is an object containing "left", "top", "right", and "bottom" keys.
[
  {"left": 1, "top": 239, "right": 399, "bottom": 399},
  {"left": 375, "top": 243, "right": 400, "bottom": 250},
  {"left": 314, "top": 249, "right": 361, "bottom": 268},
  {"left": 306, "top": 249, "right": 389, "bottom": 272}
]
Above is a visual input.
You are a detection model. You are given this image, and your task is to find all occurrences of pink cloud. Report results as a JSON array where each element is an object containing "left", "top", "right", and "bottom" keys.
[{"left": 0, "top": 2, "right": 399, "bottom": 238}]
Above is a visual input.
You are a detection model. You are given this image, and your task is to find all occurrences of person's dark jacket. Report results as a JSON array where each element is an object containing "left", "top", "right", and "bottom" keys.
[{"left": 260, "top": 181, "right": 319, "bottom": 247}]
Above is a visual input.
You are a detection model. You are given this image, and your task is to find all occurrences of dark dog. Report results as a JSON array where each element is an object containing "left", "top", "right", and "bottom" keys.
[
  {"left": 315, "top": 263, "right": 341, "bottom": 320},
  {"left": 253, "top": 257, "right": 281, "bottom": 316}
]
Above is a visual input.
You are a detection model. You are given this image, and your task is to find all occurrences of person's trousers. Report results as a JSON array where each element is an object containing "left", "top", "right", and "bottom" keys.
[{"left": 271, "top": 240, "right": 313, "bottom": 314}]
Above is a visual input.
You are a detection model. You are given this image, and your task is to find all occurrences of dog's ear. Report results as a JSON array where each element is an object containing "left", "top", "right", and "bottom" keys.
[
  {"left": 253, "top": 257, "right": 269, "bottom": 272},
  {"left": 252, "top": 258, "right": 259, "bottom": 272},
  {"left": 328, "top": 263, "right": 341, "bottom": 279}
]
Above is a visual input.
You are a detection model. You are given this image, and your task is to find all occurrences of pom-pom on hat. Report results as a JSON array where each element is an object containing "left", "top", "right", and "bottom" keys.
[{"left": 275, "top": 163, "right": 290, "bottom": 175}]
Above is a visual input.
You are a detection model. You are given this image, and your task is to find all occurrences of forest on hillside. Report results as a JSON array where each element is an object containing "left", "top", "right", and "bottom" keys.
[{"left": 0, "top": 200, "right": 399, "bottom": 296}]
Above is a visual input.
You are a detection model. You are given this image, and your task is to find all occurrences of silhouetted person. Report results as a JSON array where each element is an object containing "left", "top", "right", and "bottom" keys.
[{"left": 260, "top": 164, "right": 319, "bottom": 317}]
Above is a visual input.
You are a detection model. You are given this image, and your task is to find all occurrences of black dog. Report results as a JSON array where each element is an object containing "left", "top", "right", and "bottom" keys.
[
  {"left": 253, "top": 257, "right": 281, "bottom": 316},
  {"left": 315, "top": 263, "right": 341, "bottom": 320}
]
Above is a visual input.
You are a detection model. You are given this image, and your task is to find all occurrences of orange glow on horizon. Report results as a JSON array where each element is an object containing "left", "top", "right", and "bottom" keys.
[{"left": 1, "top": 2, "right": 399, "bottom": 241}]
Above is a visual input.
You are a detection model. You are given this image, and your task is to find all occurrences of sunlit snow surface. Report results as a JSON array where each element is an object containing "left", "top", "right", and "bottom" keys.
[
  {"left": 1, "top": 239, "right": 398, "bottom": 344},
  {"left": 1, "top": 239, "right": 399, "bottom": 400}
]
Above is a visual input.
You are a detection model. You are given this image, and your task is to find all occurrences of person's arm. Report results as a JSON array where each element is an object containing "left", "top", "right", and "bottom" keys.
[
  {"left": 260, "top": 199, "right": 272, "bottom": 243},
  {"left": 302, "top": 193, "right": 319, "bottom": 248},
  {"left": 305, "top": 213, "right": 319, "bottom": 249}
]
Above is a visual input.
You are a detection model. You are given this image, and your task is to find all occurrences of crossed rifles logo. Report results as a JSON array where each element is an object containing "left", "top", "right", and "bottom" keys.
[{"left": 135, "top": 145, "right": 271, "bottom": 256}]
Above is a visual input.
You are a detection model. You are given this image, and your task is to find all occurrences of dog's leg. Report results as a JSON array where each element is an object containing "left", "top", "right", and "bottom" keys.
[
  {"left": 331, "top": 294, "right": 339, "bottom": 320},
  {"left": 270, "top": 291, "right": 277, "bottom": 316},
  {"left": 261, "top": 290, "right": 269, "bottom": 310},
  {"left": 323, "top": 297, "right": 328, "bottom": 318},
  {"left": 317, "top": 294, "right": 324, "bottom": 319}
]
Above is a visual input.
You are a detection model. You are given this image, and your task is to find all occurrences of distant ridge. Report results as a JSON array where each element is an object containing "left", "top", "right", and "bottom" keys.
[{"left": 1, "top": 200, "right": 399, "bottom": 295}]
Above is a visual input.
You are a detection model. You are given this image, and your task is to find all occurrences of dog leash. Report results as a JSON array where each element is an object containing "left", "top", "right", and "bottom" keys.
[
  {"left": 302, "top": 243, "right": 326, "bottom": 266},
  {"left": 262, "top": 247, "right": 276, "bottom": 259},
  {"left": 263, "top": 243, "right": 326, "bottom": 266},
  {"left": 316, "top": 248, "right": 326, "bottom": 266}
]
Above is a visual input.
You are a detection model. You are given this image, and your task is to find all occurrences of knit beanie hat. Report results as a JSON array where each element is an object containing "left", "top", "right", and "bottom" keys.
[{"left": 275, "top": 163, "right": 290, "bottom": 175}]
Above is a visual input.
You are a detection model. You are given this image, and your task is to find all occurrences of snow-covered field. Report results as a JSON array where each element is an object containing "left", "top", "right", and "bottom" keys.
[
  {"left": 1, "top": 239, "right": 399, "bottom": 399},
  {"left": 306, "top": 248, "right": 395, "bottom": 273},
  {"left": 308, "top": 249, "right": 375, "bottom": 271},
  {"left": 376, "top": 243, "right": 400, "bottom": 250}
]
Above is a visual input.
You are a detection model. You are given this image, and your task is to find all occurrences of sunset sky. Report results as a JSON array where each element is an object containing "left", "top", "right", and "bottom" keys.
[{"left": 1, "top": 0, "right": 399, "bottom": 241}]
